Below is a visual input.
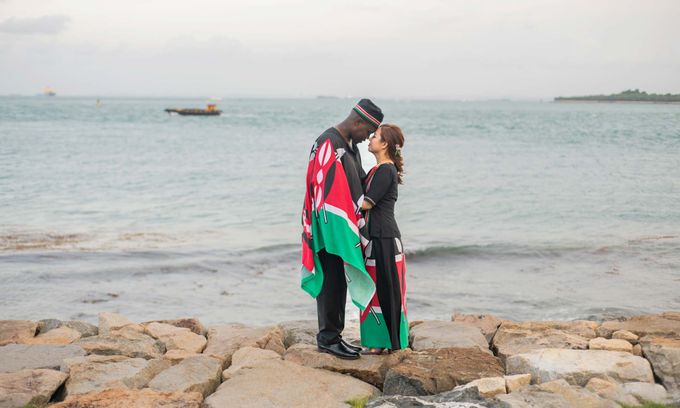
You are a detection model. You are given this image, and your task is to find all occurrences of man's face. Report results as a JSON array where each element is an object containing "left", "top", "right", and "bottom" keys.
[{"left": 350, "top": 119, "right": 378, "bottom": 144}]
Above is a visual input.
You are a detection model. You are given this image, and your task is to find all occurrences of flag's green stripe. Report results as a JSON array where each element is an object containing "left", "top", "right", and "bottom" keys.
[{"left": 360, "top": 312, "right": 409, "bottom": 349}]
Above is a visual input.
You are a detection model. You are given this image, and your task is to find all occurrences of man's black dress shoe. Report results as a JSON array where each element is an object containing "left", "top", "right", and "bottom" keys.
[
  {"left": 340, "top": 339, "right": 362, "bottom": 353},
  {"left": 318, "top": 342, "right": 360, "bottom": 360}
]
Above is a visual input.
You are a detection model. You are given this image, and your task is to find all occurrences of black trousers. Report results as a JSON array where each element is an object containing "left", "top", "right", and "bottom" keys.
[{"left": 316, "top": 249, "right": 347, "bottom": 346}]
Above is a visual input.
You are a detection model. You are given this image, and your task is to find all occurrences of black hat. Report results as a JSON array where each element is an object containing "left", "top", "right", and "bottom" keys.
[{"left": 352, "top": 99, "right": 383, "bottom": 127}]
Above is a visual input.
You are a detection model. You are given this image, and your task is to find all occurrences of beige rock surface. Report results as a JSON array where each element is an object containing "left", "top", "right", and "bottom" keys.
[
  {"left": 0, "top": 369, "right": 68, "bottom": 408},
  {"left": 452, "top": 313, "right": 505, "bottom": 343},
  {"left": 145, "top": 322, "right": 207, "bottom": 353},
  {"left": 639, "top": 335, "right": 680, "bottom": 398},
  {"left": 612, "top": 330, "right": 639, "bottom": 344},
  {"left": 0, "top": 344, "right": 86, "bottom": 373},
  {"left": 143, "top": 318, "right": 206, "bottom": 336},
  {"left": 463, "top": 376, "right": 507, "bottom": 397},
  {"left": 76, "top": 331, "right": 165, "bottom": 359},
  {"left": 203, "top": 323, "right": 285, "bottom": 367},
  {"left": 148, "top": 355, "right": 222, "bottom": 398},
  {"left": 52, "top": 388, "right": 203, "bottom": 407},
  {"left": 25, "top": 326, "right": 82, "bottom": 345},
  {"left": 409, "top": 321, "right": 491, "bottom": 353},
  {"left": 588, "top": 337, "right": 633, "bottom": 353},
  {"left": 61, "top": 355, "right": 171, "bottom": 397},
  {"left": 283, "top": 343, "right": 406, "bottom": 387},
  {"left": 597, "top": 313, "right": 680, "bottom": 338},
  {"left": 98, "top": 312, "right": 144, "bottom": 336},
  {"left": 0, "top": 320, "right": 37, "bottom": 346},
  {"left": 504, "top": 374, "right": 532, "bottom": 392},
  {"left": 383, "top": 347, "right": 505, "bottom": 395},
  {"left": 506, "top": 348, "right": 654, "bottom": 386},
  {"left": 204, "top": 347, "right": 378, "bottom": 408},
  {"left": 492, "top": 320, "right": 596, "bottom": 362}
]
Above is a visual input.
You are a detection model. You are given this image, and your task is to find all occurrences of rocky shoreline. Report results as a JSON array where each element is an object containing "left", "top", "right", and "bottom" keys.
[{"left": 1, "top": 311, "right": 679, "bottom": 407}]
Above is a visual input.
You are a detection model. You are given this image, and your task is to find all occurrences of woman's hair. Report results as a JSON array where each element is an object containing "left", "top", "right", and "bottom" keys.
[{"left": 379, "top": 124, "right": 405, "bottom": 184}]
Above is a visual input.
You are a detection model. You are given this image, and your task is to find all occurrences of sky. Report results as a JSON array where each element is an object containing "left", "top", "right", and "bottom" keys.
[{"left": 1, "top": 0, "right": 679, "bottom": 99}]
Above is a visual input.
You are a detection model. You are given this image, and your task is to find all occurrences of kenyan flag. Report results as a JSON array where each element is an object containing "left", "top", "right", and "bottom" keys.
[{"left": 301, "top": 139, "right": 376, "bottom": 309}]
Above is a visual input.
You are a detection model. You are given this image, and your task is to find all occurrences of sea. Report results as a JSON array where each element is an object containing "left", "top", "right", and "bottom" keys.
[{"left": 1, "top": 96, "right": 679, "bottom": 326}]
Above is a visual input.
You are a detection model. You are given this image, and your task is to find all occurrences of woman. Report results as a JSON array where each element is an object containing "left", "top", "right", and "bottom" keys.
[{"left": 359, "top": 124, "right": 408, "bottom": 354}]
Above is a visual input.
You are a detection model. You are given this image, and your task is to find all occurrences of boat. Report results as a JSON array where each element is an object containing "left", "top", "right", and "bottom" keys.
[
  {"left": 165, "top": 103, "right": 222, "bottom": 116},
  {"left": 43, "top": 87, "right": 56, "bottom": 96}
]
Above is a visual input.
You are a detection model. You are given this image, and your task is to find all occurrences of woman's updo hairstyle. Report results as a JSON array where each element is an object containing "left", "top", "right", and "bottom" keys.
[{"left": 378, "top": 124, "right": 405, "bottom": 184}]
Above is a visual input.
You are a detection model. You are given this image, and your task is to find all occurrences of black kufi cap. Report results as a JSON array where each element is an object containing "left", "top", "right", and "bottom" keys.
[{"left": 352, "top": 98, "right": 383, "bottom": 127}]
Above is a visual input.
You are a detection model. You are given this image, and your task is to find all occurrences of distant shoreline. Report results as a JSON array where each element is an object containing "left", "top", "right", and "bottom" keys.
[{"left": 554, "top": 99, "right": 680, "bottom": 105}]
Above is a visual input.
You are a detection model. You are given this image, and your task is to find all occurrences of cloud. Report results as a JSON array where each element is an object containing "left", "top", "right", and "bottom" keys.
[{"left": 0, "top": 15, "right": 71, "bottom": 35}]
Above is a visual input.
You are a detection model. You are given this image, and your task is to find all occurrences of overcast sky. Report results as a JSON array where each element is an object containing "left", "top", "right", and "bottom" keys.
[{"left": 1, "top": 0, "right": 679, "bottom": 99}]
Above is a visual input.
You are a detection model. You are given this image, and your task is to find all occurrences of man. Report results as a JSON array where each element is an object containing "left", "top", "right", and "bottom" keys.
[{"left": 301, "top": 99, "right": 384, "bottom": 359}]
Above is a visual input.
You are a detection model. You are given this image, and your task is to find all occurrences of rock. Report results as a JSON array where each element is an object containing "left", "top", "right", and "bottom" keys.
[
  {"left": 612, "top": 330, "right": 639, "bottom": 344},
  {"left": 452, "top": 313, "right": 505, "bottom": 344},
  {"left": 597, "top": 313, "right": 680, "bottom": 338},
  {"left": 0, "top": 369, "right": 68, "bottom": 408},
  {"left": 283, "top": 343, "right": 407, "bottom": 388},
  {"left": 620, "top": 381, "right": 670, "bottom": 404},
  {"left": 0, "top": 320, "right": 37, "bottom": 346},
  {"left": 504, "top": 374, "right": 531, "bottom": 393},
  {"left": 164, "top": 349, "right": 202, "bottom": 364},
  {"left": 537, "top": 379, "right": 619, "bottom": 408},
  {"left": 204, "top": 347, "right": 379, "bottom": 408},
  {"left": 98, "top": 312, "right": 143, "bottom": 336},
  {"left": 60, "top": 355, "right": 171, "bottom": 397},
  {"left": 37, "top": 319, "right": 98, "bottom": 338},
  {"left": 25, "top": 326, "right": 82, "bottom": 345},
  {"left": 75, "top": 331, "right": 165, "bottom": 359},
  {"left": 409, "top": 321, "right": 491, "bottom": 354},
  {"left": 0, "top": 344, "right": 86, "bottom": 373},
  {"left": 278, "top": 320, "right": 317, "bottom": 348},
  {"left": 506, "top": 348, "right": 654, "bottom": 386},
  {"left": 367, "top": 386, "right": 496, "bottom": 407},
  {"left": 143, "top": 318, "right": 207, "bottom": 336},
  {"left": 585, "top": 377, "right": 640, "bottom": 406},
  {"left": 144, "top": 322, "right": 207, "bottom": 353},
  {"left": 148, "top": 355, "right": 222, "bottom": 398},
  {"left": 633, "top": 344, "right": 643, "bottom": 356},
  {"left": 383, "top": 347, "right": 505, "bottom": 396},
  {"left": 588, "top": 337, "right": 633, "bottom": 353},
  {"left": 463, "top": 376, "right": 507, "bottom": 398},
  {"left": 640, "top": 336, "right": 680, "bottom": 398},
  {"left": 51, "top": 388, "right": 203, "bottom": 407},
  {"left": 495, "top": 386, "right": 574, "bottom": 408},
  {"left": 203, "top": 324, "right": 285, "bottom": 367},
  {"left": 491, "top": 320, "right": 596, "bottom": 362}
]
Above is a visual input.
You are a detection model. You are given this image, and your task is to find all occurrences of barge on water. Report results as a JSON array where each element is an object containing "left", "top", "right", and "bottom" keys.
[{"left": 165, "top": 104, "right": 222, "bottom": 116}]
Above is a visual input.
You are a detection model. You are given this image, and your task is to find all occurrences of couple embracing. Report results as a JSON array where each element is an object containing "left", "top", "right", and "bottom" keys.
[{"left": 301, "top": 99, "right": 407, "bottom": 359}]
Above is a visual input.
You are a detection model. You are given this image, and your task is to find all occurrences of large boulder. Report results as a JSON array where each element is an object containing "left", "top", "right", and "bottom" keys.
[
  {"left": 278, "top": 320, "right": 317, "bottom": 348},
  {"left": 98, "top": 312, "right": 144, "bottom": 336},
  {"left": 204, "top": 347, "right": 379, "bottom": 408},
  {"left": 148, "top": 355, "right": 222, "bottom": 398},
  {"left": 409, "top": 321, "right": 491, "bottom": 354},
  {"left": 0, "top": 320, "right": 37, "bottom": 346},
  {"left": 452, "top": 313, "right": 505, "bottom": 344},
  {"left": 51, "top": 388, "right": 203, "bottom": 407},
  {"left": 60, "top": 355, "right": 171, "bottom": 397},
  {"left": 496, "top": 379, "right": 619, "bottom": 408},
  {"left": 142, "top": 318, "right": 206, "bottom": 336},
  {"left": 0, "top": 369, "right": 68, "bottom": 408},
  {"left": 283, "top": 343, "right": 407, "bottom": 388},
  {"left": 144, "top": 322, "right": 207, "bottom": 353},
  {"left": 506, "top": 348, "right": 654, "bottom": 386},
  {"left": 597, "top": 312, "right": 680, "bottom": 338},
  {"left": 203, "top": 324, "right": 285, "bottom": 367},
  {"left": 37, "top": 319, "right": 98, "bottom": 338},
  {"left": 383, "top": 347, "right": 505, "bottom": 396},
  {"left": 25, "top": 326, "right": 82, "bottom": 345},
  {"left": 75, "top": 330, "right": 165, "bottom": 359},
  {"left": 0, "top": 344, "right": 86, "bottom": 373},
  {"left": 640, "top": 335, "right": 680, "bottom": 398},
  {"left": 491, "top": 320, "right": 596, "bottom": 362}
]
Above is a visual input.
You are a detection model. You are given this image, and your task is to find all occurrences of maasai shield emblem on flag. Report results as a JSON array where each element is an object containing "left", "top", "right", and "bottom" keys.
[{"left": 301, "top": 139, "right": 376, "bottom": 309}]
